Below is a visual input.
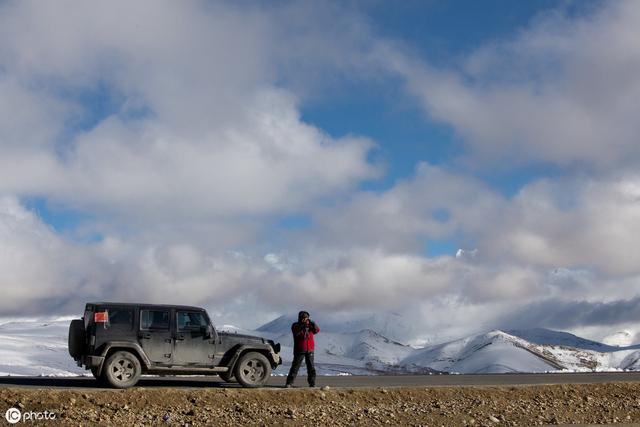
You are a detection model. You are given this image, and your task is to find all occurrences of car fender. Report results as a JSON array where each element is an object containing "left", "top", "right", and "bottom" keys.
[
  {"left": 227, "top": 343, "right": 280, "bottom": 370},
  {"left": 97, "top": 341, "right": 152, "bottom": 375}
]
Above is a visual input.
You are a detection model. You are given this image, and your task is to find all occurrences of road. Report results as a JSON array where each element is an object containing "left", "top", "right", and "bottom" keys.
[{"left": 1, "top": 372, "right": 640, "bottom": 390}]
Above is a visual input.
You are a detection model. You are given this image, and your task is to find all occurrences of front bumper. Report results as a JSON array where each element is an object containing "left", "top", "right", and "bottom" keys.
[{"left": 270, "top": 350, "right": 282, "bottom": 367}]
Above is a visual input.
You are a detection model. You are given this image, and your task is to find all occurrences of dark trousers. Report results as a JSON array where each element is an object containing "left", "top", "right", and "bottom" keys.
[{"left": 286, "top": 351, "right": 316, "bottom": 386}]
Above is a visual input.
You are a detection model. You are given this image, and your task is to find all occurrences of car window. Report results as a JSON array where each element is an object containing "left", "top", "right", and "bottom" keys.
[
  {"left": 177, "top": 311, "right": 207, "bottom": 330},
  {"left": 140, "top": 309, "right": 170, "bottom": 330},
  {"left": 106, "top": 308, "right": 133, "bottom": 327}
]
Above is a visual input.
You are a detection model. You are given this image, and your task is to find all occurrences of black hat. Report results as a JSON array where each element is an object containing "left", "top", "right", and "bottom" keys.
[{"left": 298, "top": 311, "right": 310, "bottom": 321}]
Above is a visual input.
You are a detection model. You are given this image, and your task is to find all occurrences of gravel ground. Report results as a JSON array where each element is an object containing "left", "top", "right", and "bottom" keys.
[{"left": 1, "top": 382, "right": 639, "bottom": 426}]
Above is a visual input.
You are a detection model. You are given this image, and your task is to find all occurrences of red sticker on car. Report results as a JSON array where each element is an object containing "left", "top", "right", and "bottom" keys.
[{"left": 94, "top": 312, "right": 108, "bottom": 322}]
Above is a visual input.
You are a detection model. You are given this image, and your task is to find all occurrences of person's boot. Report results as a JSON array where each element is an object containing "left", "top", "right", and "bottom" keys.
[{"left": 284, "top": 383, "right": 294, "bottom": 388}]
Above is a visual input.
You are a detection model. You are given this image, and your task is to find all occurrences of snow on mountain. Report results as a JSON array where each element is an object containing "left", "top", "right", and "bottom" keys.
[
  {"left": 506, "top": 328, "right": 617, "bottom": 352},
  {"left": 402, "top": 329, "right": 640, "bottom": 374},
  {"left": 402, "top": 330, "right": 558, "bottom": 374},
  {"left": 330, "top": 312, "right": 421, "bottom": 345},
  {"left": 1, "top": 316, "right": 640, "bottom": 377}
]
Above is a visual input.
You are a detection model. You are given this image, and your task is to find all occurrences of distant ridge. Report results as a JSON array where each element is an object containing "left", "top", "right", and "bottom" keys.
[{"left": 2, "top": 317, "right": 640, "bottom": 376}]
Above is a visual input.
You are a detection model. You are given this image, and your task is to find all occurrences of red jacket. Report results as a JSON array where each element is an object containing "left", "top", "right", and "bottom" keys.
[{"left": 292, "top": 321, "right": 320, "bottom": 353}]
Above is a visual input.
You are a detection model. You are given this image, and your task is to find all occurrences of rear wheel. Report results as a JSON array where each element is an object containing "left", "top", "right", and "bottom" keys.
[
  {"left": 103, "top": 351, "right": 142, "bottom": 389},
  {"left": 234, "top": 352, "right": 271, "bottom": 388}
]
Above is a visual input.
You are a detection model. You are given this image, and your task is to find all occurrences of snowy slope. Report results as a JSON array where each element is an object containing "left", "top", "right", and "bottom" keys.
[
  {"left": 402, "top": 331, "right": 558, "bottom": 373},
  {"left": 506, "top": 328, "right": 617, "bottom": 351},
  {"left": 0, "top": 318, "right": 87, "bottom": 376}
]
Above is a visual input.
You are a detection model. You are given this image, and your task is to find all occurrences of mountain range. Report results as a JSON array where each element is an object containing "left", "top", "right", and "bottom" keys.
[{"left": 1, "top": 315, "right": 639, "bottom": 377}]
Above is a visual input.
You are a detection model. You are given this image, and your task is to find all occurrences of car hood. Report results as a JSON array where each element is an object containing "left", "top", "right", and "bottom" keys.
[
  {"left": 218, "top": 331, "right": 265, "bottom": 342},
  {"left": 217, "top": 331, "right": 280, "bottom": 353}
]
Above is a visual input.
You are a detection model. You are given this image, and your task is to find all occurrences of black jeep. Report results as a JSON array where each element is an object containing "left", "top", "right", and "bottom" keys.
[{"left": 68, "top": 302, "right": 281, "bottom": 389}]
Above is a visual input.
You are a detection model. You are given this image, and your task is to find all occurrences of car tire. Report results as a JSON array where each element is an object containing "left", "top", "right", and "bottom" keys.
[
  {"left": 68, "top": 319, "right": 85, "bottom": 359},
  {"left": 103, "top": 351, "right": 142, "bottom": 389},
  {"left": 219, "top": 371, "right": 236, "bottom": 383},
  {"left": 234, "top": 352, "right": 271, "bottom": 388}
]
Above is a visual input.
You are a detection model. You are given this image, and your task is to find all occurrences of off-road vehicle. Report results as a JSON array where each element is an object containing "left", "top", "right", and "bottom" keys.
[{"left": 68, "top": 302, "right": 281, "bottom": 389}]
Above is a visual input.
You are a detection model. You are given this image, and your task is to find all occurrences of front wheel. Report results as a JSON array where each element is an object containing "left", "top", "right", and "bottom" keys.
[
  {"left": 234, "top": 352, "right": 271, "bottom": 388},
  {"left": 103, "top": 351, "right": 142, "bottom": 389}
]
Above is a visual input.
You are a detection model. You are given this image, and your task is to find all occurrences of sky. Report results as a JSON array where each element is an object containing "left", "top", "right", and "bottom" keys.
[{"left": 1, "top": 0, "right": 640, "bottom": 344}]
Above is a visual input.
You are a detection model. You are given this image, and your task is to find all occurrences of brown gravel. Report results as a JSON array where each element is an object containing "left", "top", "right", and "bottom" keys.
[{"left": 1, "top": 382, "right": 639, "bottom": 426}]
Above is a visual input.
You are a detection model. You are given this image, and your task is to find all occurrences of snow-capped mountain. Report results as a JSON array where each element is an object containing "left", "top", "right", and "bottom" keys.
[
  {"left": 1, "top": 316, "right": 640, "bottom": 377},
  {"left": 402, "top": 329, "right": 640, "bottom": 374},
  {"left": 403, "top": 330, "right": 559, "bottom": 374},
  {"left": 506, "top": 328, "right": 615, "bottom": 351}
]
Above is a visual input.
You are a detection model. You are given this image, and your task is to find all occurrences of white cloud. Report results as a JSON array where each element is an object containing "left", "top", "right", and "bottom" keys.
[
  {"left": 0, "top": 197, "right": 105, "bottom": 313},
  {"left": 308, "top": 163, "right": 504, "bottom": 252},
  {"left": 56, "top": 89, "right": 376, "bottom": 219},
  {"left": 0, "top": 1, "right": 378, "bottom": 225},
  {"left": 482, "top": 175, "right": 640, "bottom": 277},
  {"left": 381, "top": 1, "right": 640, "bottom": 171}
]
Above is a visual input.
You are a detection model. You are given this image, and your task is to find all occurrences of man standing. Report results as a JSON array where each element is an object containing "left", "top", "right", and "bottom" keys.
[{"left": 285, "top": 310, "right": 319, "bottom": 388}]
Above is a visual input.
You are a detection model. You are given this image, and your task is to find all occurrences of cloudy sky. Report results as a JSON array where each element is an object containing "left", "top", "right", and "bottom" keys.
[{"left": 1, "top": 0, "right": 639, "bottom": 344}]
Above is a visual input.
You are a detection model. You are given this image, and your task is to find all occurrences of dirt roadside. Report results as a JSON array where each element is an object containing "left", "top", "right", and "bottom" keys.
[{"left": 1, "top": 382, "right": 639, "bottom": 426}]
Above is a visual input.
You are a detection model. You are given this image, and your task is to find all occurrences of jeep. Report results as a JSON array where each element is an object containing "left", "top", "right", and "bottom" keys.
[{"left": 68, "top": 302, "right": 281, "bottom": 388}]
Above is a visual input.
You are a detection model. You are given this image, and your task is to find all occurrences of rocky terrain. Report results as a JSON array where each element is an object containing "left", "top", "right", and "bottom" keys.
[{"left": 1, "top": 382, "right": 639, "bottom": 426}]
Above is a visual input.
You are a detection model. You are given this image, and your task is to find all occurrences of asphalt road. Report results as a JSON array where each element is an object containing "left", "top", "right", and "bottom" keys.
[{"left": 1, "top": 372, "right": 640, "bottom": 390}]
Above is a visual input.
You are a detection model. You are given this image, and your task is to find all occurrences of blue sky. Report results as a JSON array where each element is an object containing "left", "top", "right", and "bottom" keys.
[
  {"left": 1, "top": 0, "right": 639, "bottom": 341},
  {"left": 302, "top": 1, "right": 596, "bottom": 188}
]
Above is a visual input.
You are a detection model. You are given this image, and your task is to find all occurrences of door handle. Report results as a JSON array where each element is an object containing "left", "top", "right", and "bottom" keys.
[
  {"left": 175, "top": 334, "right": 185, "bottom": 341},
  {"left": 139, "top": 332, "right": 151, "bottom": 339}
]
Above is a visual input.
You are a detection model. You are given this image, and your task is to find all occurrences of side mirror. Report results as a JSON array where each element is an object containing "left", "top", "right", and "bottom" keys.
[{"left": 201, "top": 325, "right": 214, "bottom": 339}]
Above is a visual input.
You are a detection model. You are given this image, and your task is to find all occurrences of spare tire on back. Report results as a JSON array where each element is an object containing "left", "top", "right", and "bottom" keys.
[{"left": 68, "top": 318, "right": 85, "bottom": 359}]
